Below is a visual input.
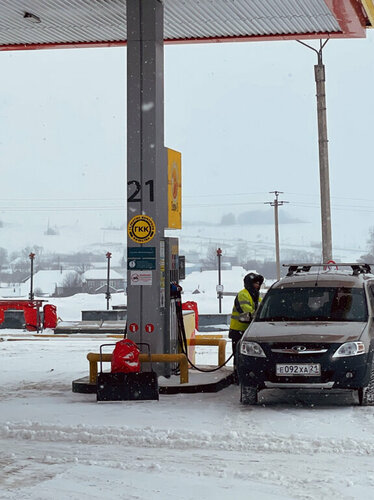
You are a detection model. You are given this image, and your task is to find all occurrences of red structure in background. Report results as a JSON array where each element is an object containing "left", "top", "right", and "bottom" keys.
[
  {"left": 43, "top": 304, "right": 58, "bottom": 329},
  {"left": 0, "top": 300, "right": 58, "bottom": 331},
  {"left": 182, "top": 301, "right": 199, "bottom": 330}
]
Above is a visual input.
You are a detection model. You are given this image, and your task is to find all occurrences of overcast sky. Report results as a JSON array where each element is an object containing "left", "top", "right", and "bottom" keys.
[{"left": 0, "top": 29, "right": 373, "bottom": 257}]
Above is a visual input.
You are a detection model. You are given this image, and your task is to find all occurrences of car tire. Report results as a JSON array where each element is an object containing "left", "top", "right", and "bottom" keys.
[
  {"left": 240, "top": 384, "right": 258, "bottom": 405},
  {"left": 358, "top": 362, "right": 374, "bottom": 406}
]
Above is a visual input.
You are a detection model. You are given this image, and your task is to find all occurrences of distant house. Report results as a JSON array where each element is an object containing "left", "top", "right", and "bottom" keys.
[
  {"left": 23, "top": 269, "right": 81, "bottom": 297},
  {"left": 82, "top": 269, "right": 125, "bottom": 294},
  {"left": 0, "top": 283, "right": 25, "bottom": 298}
]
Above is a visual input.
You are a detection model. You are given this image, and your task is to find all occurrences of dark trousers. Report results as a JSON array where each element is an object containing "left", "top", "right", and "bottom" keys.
[{"left": 228, "top": 329, "right": 243, "bottom": 371}]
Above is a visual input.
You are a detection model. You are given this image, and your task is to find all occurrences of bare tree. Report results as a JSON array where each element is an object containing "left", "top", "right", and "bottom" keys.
[
  {"left": 220, "top": 213, "right": 236, "bottom": 225},
  {"left": 201, "top": 245, "right": 220, "bottom": 270},
  {"left": 0, "top": 247, "right": 8, "bottom": 270},
  {"left": 359, "top": 227, "right": 374, "bottom": 263},
  {"left": 236, "top": 241, "right": 249, "bottom": 265},
  {"left": 62, "top": 272, "right": 83, "bottom": 288},
  {"left": 59, "top": 272, "right": 83, "bottom": 297}
]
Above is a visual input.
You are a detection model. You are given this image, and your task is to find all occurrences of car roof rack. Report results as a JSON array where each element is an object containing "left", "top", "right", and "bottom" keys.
[{"left": 283, "top": 263, "right": 372, "bottom": 277}]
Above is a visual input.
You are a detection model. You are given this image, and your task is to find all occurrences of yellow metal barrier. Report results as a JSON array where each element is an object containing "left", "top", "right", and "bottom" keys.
[
  {"left": 87, "top": 352, "right": 189, "bottom": 384},
  {"left": 187, "top": 337, "right": 227, "bottom": 366},
  {"left": 195, "top": 334, "right": 224, "bottom": 339}
]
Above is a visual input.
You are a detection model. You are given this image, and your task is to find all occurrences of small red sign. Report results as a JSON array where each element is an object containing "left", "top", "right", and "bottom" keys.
[
  {"left": 129, "top": 323, "right": 139, "bottom": 333},
  {"left": 145, "top": 323, "right": 154, "bottom": 333}
]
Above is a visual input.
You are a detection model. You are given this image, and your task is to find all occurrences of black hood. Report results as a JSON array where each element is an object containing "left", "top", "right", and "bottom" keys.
[
  {"left": 244, "top": 273, "right": 264, "bottom": 288},
  {"left": 244, "top": 282, "right": 260, "bottom": 308}
]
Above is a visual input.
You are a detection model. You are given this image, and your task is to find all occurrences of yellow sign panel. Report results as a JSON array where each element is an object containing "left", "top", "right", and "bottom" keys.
[
  {"left": 362, "top": 0, "right": 374, "bottom": 28},
  {"left": 128, "top": 215, "right": 156, "bottom": 244},
  {"left": 167, "top": 148, "right": 182, "bottom": 229}
]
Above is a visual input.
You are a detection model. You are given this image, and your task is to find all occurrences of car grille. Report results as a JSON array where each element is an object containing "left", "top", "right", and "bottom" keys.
[
  {"left": 259, "top": 342, "right": 337, "bottom": 383},
  {"left": 265, "top": 342, "right": 332, "bottom": 359}
]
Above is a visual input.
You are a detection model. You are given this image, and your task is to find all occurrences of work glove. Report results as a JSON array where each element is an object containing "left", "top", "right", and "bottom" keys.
[{"left": 238, "top": 312, "right": 252, "bottom": 323}]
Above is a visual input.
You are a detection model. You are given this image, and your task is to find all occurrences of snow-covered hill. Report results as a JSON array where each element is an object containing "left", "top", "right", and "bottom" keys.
[{"left": 0, "top": 207, "right": 368, "bottom": 269}]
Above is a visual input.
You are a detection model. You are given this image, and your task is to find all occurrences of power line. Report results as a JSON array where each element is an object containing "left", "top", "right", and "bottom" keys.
[
  {"left": 0, "top": 206, "right": 125, "bottom": 212},
  {"left": 1, "top": 191, "right": 374, "bottom": 203}
]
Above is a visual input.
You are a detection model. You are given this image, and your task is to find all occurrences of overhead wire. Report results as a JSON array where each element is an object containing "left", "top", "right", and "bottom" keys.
[{"left": 1, "top": 192, "right": 374, "bottom": 213}]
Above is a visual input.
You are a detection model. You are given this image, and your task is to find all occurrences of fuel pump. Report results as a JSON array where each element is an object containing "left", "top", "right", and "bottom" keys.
[{"left": 163, "top": 237, "right": 183, "bottom": 376}]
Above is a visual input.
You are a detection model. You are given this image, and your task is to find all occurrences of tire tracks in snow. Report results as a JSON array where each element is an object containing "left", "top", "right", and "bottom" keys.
[
  {"left": 0, "top": 381, "right": 72, "bottom": 401},
  {"left": 1, "top": 439, "right": 371, "bottom": 500},
  {"left": 0, "top": 421, "right": 373, "bottom": 457}
]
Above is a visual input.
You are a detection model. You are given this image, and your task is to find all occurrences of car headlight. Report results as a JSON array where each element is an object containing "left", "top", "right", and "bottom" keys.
[
  {"left": 240, "top": 341, "right": 266, "bottom": 357},
  {"left": 332, "top": 342, "right": 366, "bottom": 358}
]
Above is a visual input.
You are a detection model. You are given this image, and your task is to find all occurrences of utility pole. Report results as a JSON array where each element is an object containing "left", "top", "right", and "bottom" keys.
[
  {"left": 265, "top": 191, "right": 288, "bottom": 281},
  {"left": 297, "top": 39, "right": 332, "bottom": 263}
]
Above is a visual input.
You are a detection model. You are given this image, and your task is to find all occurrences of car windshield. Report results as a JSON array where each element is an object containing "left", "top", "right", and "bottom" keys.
[{"left": 256, "top": 286, "right": 368, "bottom": 322}]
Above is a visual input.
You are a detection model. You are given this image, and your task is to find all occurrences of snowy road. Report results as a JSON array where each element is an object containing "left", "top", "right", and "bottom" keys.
[{"left": 1, "top": 338, "right": 374, "bottom": 499}]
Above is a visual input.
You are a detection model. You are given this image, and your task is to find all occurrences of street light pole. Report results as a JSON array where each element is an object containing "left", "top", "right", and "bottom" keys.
[
  {"left": 106, "top": 252, "right": 112, "bottom": 311},
  {"left": 265, "top": 191, "right": 288, "bottom": 281},
  {"left": 29, "top": 252, "right": 35, "bottom": 301},
  {"left": 297, "top": 39, "right": 332, "bottom": 263}
]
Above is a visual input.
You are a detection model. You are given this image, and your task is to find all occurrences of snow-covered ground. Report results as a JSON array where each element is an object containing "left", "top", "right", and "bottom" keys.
[{"left": 1, "top": 279, "right": 374, "bottom": 499}]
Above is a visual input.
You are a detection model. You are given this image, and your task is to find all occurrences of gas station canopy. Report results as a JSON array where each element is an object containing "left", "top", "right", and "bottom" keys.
[{"left": 0, "top": 0, "right": 373, "bottom": 51}]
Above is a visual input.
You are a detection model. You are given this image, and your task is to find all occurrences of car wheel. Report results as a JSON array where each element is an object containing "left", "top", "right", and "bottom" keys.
[
  {"left": 240, "top": 384, "right": 258, "bottom": 405},
  {"left": 358, "top": 362, "right": 374, "bottom": 406}
]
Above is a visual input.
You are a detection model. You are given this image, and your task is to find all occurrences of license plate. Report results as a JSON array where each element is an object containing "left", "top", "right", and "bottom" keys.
[{"left": 276, "top": 363, "right": 321, "bottom": 376}]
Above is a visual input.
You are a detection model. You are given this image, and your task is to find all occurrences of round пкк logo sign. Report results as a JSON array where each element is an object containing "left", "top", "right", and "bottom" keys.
[{"left": 128, "top": 215, "right": 156, "bottom": 244}]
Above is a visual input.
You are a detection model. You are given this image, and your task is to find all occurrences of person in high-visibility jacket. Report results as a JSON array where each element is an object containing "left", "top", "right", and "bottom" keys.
[{"left": 229, "top": 272, "right": 264, "bottom": 375}]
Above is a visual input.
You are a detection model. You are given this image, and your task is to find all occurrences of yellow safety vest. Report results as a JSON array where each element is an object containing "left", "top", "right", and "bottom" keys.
[{"left": 229, "top": 288, "right": 260, "bottom": 332}]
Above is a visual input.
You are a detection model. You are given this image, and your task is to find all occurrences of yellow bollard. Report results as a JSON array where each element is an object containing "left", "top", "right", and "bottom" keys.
[
  {"left": 187, "top": 337, "right": 227, "bottom": 366},
  {"left": 86, "top": 352, "right": 189, "bottom": 384}
]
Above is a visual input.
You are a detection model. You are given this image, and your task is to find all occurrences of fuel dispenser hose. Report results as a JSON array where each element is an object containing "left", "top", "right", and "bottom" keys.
[{"left": 173, "top": 283, "right": 234, "bottom": 373}]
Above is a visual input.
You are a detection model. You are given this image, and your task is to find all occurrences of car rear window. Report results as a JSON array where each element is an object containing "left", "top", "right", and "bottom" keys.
[{"left": 256, "top": 286, "right": 368, "bottom": 322}]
